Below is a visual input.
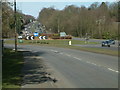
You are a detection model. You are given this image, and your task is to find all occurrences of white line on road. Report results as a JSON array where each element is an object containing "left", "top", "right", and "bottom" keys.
[
  {"left": 50, "top": 49, "right": 58, "bottom": 53},
  {"left": 59, "top": 53, "right": 63, "bottom": 54},
  {"left": 50, "top": 50, "right": 118, "bottom": 73},
  {"left": 73, "top": 57, "right": 82, "bottom": 61},
  {"left": 108, "top": 68, "right": 119, "bottom": 73},
  {"left": 90, "top": 63, "right": 97, "bottom": 66},
  {"left": 65, "top": 54, "right": 71, "bottom": 57},
  {"left": 86, "top": 61, "right": 91, "bottom": 64}
]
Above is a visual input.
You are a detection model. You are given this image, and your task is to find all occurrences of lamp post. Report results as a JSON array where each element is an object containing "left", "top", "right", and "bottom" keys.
[{"left": 14, "top": 0, "right": 17, "bottom": 52}]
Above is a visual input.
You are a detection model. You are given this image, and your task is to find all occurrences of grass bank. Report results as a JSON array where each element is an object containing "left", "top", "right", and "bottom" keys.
[
  {"left": 2, "top": 48, "right": 24, "bottom": 88},
  {"left": 4, "top": 39, "right": 118, "bottom": 56}
]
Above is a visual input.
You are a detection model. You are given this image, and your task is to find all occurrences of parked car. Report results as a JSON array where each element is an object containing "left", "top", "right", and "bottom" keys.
[{"left": 101, "top": 39, "right": 115, "bottom": 47}]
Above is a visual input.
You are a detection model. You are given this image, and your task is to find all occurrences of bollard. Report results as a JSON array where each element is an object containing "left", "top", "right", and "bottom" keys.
[{"left": 69, "top": 41, "right": 71, "bottom": 45}]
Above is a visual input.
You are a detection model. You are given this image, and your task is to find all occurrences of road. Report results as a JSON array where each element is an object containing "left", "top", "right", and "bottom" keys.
[
  {"left": 5, "top": 44, "right": 118, "bottom": 88},
  {"left": 72, "top": 37, "right": 119, "bottom": 51}
]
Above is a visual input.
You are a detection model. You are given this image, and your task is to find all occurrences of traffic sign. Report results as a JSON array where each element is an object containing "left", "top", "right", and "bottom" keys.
[
  {"left": 60, "top": 32, "right": 66, "bottom": 37},
  {"left": 31, "top": 36, "right": 34, "bottom": 40},
  {"left": 34, "top": 32, "right": 39, "bottom": 37},
  {"left": 39, "top": 36, "right": 47, "bottom": 40},
  {"left": 43, "top": 36, "right": 46, "bottom": 40},
  {"left": 26, "top": 36, "right": 29, "bottom": 40},
  {"left": 39, "top": 36, "right": 43, "bottom": 40}
]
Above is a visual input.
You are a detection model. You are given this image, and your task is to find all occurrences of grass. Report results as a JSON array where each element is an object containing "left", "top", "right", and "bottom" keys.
[
  {"left": 4, "top": 39, "right": 118, "bottom": 56},
  {"left": 5, "top": 39, "right": 98, "bottom": 45},
  {"left": 2, "top": 48, "right": 24, "bottom": 88},
  {"left": 67, "top": 45, "right": 118, "bottom": 56}
]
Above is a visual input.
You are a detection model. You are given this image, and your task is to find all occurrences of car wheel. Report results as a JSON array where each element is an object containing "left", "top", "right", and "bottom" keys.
[{"left": 108, "top": 45, "right": 110, "bottom": 47}]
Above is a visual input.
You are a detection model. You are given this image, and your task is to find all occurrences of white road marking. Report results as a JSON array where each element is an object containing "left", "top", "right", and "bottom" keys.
[
  {"left": 50, "top": 49, "right": 58, "bottom": 53},
  {"left": 59, "top": 53, "right": 63, "bottom": 55},
  {"left": 73, "top": 57, "right": 82, "bottom": 61},
  {"left": 108, "top": 68, "right": 119, "bottom": 73},
  {"left": 86, "top": 61, "right": 91, "bottom": 64},
  {"left": 50, "top": 50, "right": 118, "bottom": 73},
  {"left": 91, "top": 63, "right": 97, "bottom": 66},
  {"left": 65, "top": 54, "right": 71, "bottom": 57}
]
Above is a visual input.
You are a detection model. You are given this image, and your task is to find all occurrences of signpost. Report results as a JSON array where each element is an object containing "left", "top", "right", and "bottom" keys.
[{"left": 14, "top": 0, "right": 17, "bottom": 52}]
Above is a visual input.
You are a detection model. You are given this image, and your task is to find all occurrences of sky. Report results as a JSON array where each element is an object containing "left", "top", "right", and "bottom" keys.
[{"left": 7, "top": 0, "right": 118, "bottom": 19}]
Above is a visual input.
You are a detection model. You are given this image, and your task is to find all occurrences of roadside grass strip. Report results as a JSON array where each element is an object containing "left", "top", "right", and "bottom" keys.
[
  {"left": 5, "top": 39, "right": 118, "bottom": 56},
  {"left": 2, "top": 48, "right": 24, "bottom": 88}
]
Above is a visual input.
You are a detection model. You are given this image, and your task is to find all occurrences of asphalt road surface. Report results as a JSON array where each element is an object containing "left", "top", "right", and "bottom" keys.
[
  {"left": 72, "top": 37, "right": 119, "bottom": 51},
  {"left": 5, "top": 44, "right": 118, "bottom": 88}
]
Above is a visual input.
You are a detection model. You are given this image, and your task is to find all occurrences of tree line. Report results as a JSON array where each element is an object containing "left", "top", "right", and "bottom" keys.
[
  {"left": 1, "top": 1, "right": 35, "bottom": 38},
  {"left": 38, "top": 2, "right": 119, "bottom": 39}
]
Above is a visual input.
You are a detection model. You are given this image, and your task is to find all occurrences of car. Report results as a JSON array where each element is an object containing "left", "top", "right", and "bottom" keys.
[
  {"left": 18, "top": 35, "right": 23, "bottom": 39},
  {"left": 109, "top": 39, "right": 115, "bottom": 44},
  {"left": 101, "top": 40, "right": 115, "bottom": 47}
]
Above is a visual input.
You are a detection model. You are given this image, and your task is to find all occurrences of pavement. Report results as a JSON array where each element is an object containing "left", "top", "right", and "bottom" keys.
[
  {"left": 19, "top": 50, "right": 58, "bottom": 89},
  {"left": 5, "top": 44, "right": 118, "bottom": 88}
]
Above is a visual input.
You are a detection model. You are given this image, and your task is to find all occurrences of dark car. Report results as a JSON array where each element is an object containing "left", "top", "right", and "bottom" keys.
[{"left": 101, "top": 40, "right": 115, "bottom": 47}]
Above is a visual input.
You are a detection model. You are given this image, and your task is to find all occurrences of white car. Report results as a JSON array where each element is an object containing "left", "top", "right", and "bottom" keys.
[{"left": 18, "top": 36, "right": 22, "bottom": 39}]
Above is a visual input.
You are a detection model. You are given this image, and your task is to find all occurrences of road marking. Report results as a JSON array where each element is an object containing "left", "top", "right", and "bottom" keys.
[
  {"left": 86, "top": 61, "right": 98, "bottom": 66},
  {"left": 59, "top": 53, "right": 63, "bottom": 55},
  {"left": 50, "top": 82, "right": 54, "bottom": 87},
  {"left": 50, "top": 50, "right": 118, "bottom": 73},
  {"left": 86, "top": 61, "right": 91, "bottom": 64},
  {"left": 65, "top": 54, "right": 71, "bottom": 57},
  {"left": 108, "top": 68, "right": 119, "bottom": 73},
  {"left": 91, "top": 63, "right": 97, "bottom": 66},
  {"left": 50, "top": 49, "right": 58, "bottom": 53},
  {"left": 73, "top": 57, "right": 82, "bottom": 61}
]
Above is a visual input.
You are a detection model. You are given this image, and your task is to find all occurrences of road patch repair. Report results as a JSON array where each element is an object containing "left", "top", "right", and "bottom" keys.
[{"left": 21, "top": 51, "right": 57, "bottom": 89}]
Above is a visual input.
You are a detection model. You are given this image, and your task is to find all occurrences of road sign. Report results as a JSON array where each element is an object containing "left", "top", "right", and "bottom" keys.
[
  {"left": 39, "top": 36, "right": 47, "bottom": 40},
  {"left": 26, "top": 36, "right": 29, "bottom": 40},
  {"left": 31, "top": 36, "right": 34, "bottom": 40},
  {"left": 34, "top": 32, "right": 39, "bottom": 37},
  {"left": 19, "top": 39, "right": 23, "bottom": 43},
  {"left": 43, "top": 36, "right": 46, "bottom": 40},
  {"left": 60, "top": 32, "right": 66, "bottom": 37},
  {"left": 39, "top": 36, "right": 43, "bottom": 40}
]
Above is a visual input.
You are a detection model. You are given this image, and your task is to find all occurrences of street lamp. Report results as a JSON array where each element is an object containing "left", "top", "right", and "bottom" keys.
[{"left": 14, "top": 0, "right": 17, "bottom": 52}]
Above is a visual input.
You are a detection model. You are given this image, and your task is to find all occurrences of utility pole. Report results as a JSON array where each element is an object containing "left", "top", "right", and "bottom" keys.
[{"left": 14, "top": 0, "right": 17, "bottom": 52}]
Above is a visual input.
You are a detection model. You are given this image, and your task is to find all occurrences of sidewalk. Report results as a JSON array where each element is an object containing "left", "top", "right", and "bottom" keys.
[{"left": 20, "top": 50, "right": 57, "bottom": 89}]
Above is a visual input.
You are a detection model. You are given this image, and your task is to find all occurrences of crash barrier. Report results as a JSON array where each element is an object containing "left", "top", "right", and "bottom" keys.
[{"left": 26, "top": 36, "right": 48, "bottom": 40}]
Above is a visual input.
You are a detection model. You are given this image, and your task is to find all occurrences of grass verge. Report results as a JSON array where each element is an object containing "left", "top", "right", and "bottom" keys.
[
  {"left": 2, "top": 48, "right": 24, "bottom": 88},
  {"left": 5, "top": 39, "right": 118, "bottom": 56}
]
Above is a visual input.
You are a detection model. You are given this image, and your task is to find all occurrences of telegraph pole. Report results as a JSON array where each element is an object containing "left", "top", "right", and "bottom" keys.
[{"left": 14, "top": 0, "right": 17, "bottom": 52}]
